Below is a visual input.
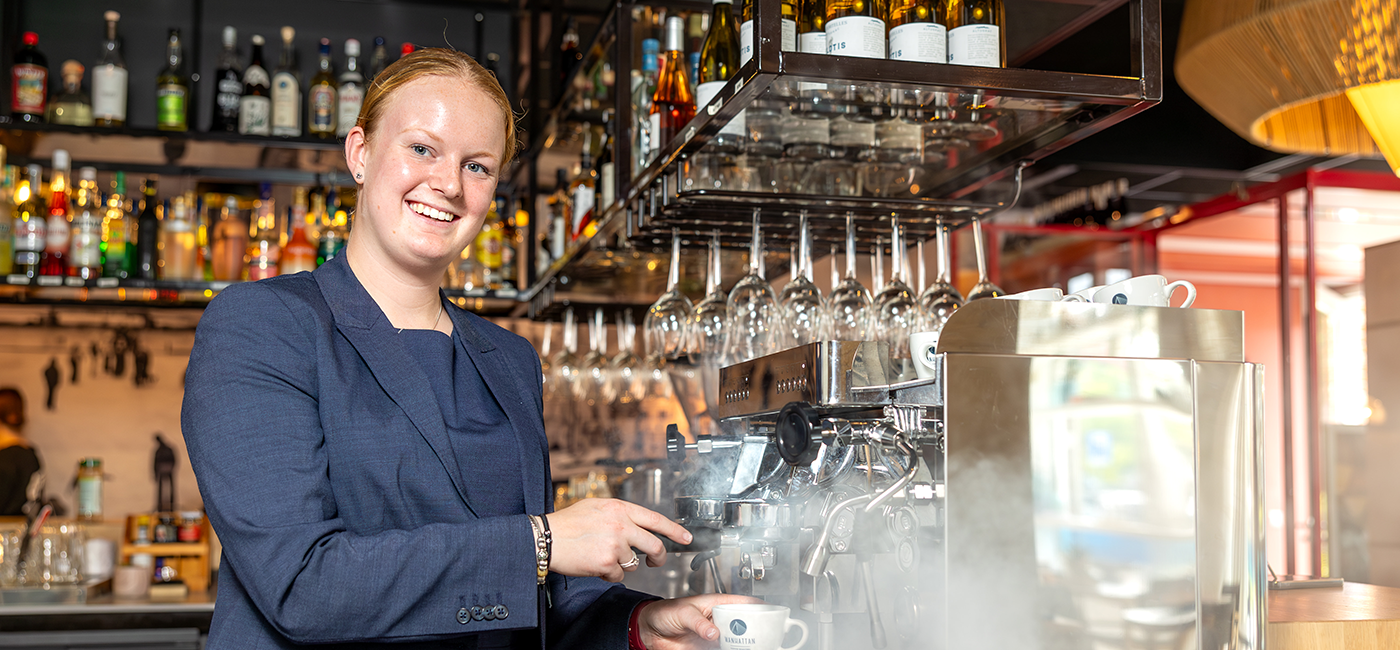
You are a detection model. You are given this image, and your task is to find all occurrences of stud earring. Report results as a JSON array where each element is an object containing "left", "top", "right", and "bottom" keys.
[{"left": 355, "top": 172, "right": 363, "bottom": 180}]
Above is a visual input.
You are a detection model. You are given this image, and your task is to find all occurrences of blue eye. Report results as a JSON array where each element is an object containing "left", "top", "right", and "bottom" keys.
[
  {"left": 465, "top": 162, "right": 486, "bottom": 174},
  {"left": 411, "top": 144, "right": 429, "bottom": 156}
]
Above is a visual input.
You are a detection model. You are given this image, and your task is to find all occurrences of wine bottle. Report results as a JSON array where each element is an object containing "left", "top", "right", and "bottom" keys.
[
  {"left": 632, "top": 38, "right": 660, "bottom": 170},
  {"left": 698, "top": 0, "right": 743, "bottom": 152},
  {"left": 307, "top": 38, "right": 338, "bottom": 138},
  {"left": 69, "top": 167, "right": 103, "bottom": 280},
  {"left": 798, "top": 0, "right": 827, "bottom": 55},
  {"left": 92, "top": 12, "right": 127, "bottom": 127},
  {"left": 101, "top": 172, "right": 129, "bottom": 278},
  {"left": 649, "top": 17, "right": 697, "bottom": 157},
  {"left": 947, "top": 0, "right": 1004, "bottom": 68},
  {"left": 337, "top": 39, "right": 365, "bottom": 137},
  {"left": 827, "top": 0, "right": 888, "bottom": 59},
  {"left": 597, "top": 115, "right": 616, "bottom": 211},
  {"left": 368, "top": 37, "right": 388, "bottom": 81},
  {"left": 155, "top": 29, "right": 188, "bottom": 131},
  {"left": 135, "top": 178, "right": 160, "bottom": 280},
  {"left": 888, "top": 0, "right": 948, "bottom": 62},
  {"left": 739, "top": 0, "right": 798, "bottom": 66},
  {"left": 212, "top": 26, "right": 242, "bottom": 132},
  {"left": 39, "top": 150, "right": 72, "bottom": 278},
  {"left": 13, "top": 165, "right": 46, "bottom": 279},
  {"left": 568, "top": 125, "right": 596, "bottom": 239},
  {"left": 239, "top": 35, "right": 272, "bottom": 135},
  {"left": 50, "top": 60, "right": 93, "bottom": 126},
  {"left": 11, "top": 32, "right": 48, "bottom": 123},
  {"left": 271, "top": 26, "right": 301, "bottom": 137}
]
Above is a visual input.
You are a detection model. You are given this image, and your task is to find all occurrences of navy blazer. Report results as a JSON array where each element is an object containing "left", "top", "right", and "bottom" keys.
[{"left": 182, "top": 254, "right": 650, "bottom": 649}]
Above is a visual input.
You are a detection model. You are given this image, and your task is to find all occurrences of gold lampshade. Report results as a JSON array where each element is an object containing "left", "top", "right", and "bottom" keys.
[{"left": 1177, "top": 0, "right": 1400, "bottom": 175}]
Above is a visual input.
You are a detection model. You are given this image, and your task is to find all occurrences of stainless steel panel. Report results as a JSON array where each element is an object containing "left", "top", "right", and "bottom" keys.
[
  {"left": 717, "top": 341, "right": 892, "bottom": 419},
  {"left": 938, "top": 300, "right": 1246, "bottom": 363}
]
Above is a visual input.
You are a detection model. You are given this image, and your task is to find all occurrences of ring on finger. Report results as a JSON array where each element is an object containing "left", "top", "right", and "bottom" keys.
[{"left": 619, "top": 552, "right": 640, "bottom": 570}]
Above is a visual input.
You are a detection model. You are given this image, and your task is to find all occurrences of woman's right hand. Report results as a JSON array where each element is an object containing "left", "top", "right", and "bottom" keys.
[{"left": 546, "top": 498, "right": 693, "bottom": 583}]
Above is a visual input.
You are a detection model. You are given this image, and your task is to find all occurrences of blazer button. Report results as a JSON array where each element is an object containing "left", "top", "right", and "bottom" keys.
[
  {"left": 471, "top": 606, "right": 485, "bottom": 621},
  {"left": 483, "top": 606, "right": 497, "bottom": 621},
  {"left": 493, "top": 604, "right": 510, "bottom": 620},
  {"left": 457, "top": 607, "right": 471, "bottom": 625}
]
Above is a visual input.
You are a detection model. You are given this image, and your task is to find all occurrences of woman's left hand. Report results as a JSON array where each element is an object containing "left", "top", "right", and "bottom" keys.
[{"left": 636, "top": 594, "right": 764, "bottom": 650}]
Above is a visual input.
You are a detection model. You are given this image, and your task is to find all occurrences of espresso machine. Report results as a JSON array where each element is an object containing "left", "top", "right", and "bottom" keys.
[{"left": 662, "top": 299, "right": 1267, "bottom": 650}]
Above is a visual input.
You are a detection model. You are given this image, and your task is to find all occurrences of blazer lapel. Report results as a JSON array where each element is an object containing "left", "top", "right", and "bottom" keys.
[
  {"left": 313, "top": 256, "right": 477, "bottom": 516},
  {"left": 446, "top": 305, "right": 549, "bottom": 515}
]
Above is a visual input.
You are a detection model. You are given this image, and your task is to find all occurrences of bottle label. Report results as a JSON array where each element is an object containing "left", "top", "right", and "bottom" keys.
[
  {"left": 798, "top": 32, "right": 827, "bottom": 92},
  {"left": 889, "top": 22, "right": 947, "bottom": 63},
  {"left": 157, "top": 84, "right": 187, "bottom": 128},
  {"left": 217, "top": 75, "right": 242, "bottom": 115},
  {"left": 696, "top": 81, "right": 745, "bottom": 138},
  {"left": 309, "top": 85, "right": 336, "bottom": 132},
  {"left": 337, "top": 84, "right": 364, "bottom": 136},
  {"left": 14, "top": 217, "right": 45, "bottom": 254},
  {"left": 240, "top": 95, "right": 272, "bottom": 135},
  {"left": 272, "top": 73, "right": 301, "bottom": 135},
  {"left": 600, "top": 162, "right": 616, "bottom": 208},
  {"left": 92, "top": 65, "right": 128, "bottom": 121},
  {"left": 740, "top": 18, "right": 797, "bottom": 65},
  {"left": 78, "top": 477, "right": 102, "bottom": 518},
  {"left": 571, "top": 184, "right": 595, "bottom": 235},
  {"left": 477, "top": 228, "right": 505, "bottom": 269},
  {"left": 245, "top": 65, "right": 270, "bottom": 88},
  {"left": 70, "top": 214, "right": 104, "bottom": 267},
  {"left": 12, "top": 64, "right": 47, "bottom": 114},
  {"left": 648, "top": 112, "right": 663, "bottom": 151},
  {"left": 948, "top": 24, "right": 1000, "bottom": 68},
  {"left": 45, "top": 216, "right": 71, "bottom": 253},
  {"left": 827, "top": 16, "right": 886, "bottom": 59}
]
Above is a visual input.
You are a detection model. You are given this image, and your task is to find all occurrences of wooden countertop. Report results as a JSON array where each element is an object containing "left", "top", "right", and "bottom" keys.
[{"left": 1269, "top": 582, "right": 1400, "bottom": 649}]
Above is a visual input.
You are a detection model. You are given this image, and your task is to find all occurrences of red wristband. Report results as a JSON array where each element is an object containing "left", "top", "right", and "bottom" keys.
[{"left": 628, "top": 601, "right": 653, "bottom": 650}]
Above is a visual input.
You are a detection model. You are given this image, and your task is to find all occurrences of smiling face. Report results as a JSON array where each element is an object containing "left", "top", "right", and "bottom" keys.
[{"left": 344, "top": 74, "right": 506, "bottom": 279}]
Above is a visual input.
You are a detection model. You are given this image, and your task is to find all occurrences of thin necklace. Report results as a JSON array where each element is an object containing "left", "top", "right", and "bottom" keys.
[{"left": 397, "top": 301, "right": 444, "bottom": 334}]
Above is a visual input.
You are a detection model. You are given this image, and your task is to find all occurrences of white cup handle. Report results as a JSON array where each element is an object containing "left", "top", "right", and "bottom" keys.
[
  {"left": 782, "top": 618, "right": 809, "bottom": 650},
  {"left": 1166, "top": 280, "right": 1196, "bottom": 308},
  {"left": 1060, "top": 293, "right": 1088, "bottom": 302}
]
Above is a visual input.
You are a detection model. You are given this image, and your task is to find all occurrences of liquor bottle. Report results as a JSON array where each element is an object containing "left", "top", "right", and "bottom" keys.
[
  {"left": 632, "top": 39, "right": 660, "bottom": 171},
  {"left": 160, "top": 195, "right": 197, "bottom": 280},
  {"left": 367, "top": 37, "right": 388, "bottom": 81},
  {"left": 13, "top": 165, "right": 46, "bottom": 278},
  {"left": 697, "top": 0, "right": 743, "bottom": 152},
  {"left": 69, "top": 167, "right": 103, "bottom": 280},
  {"left": 568, "top": 126, "right": 597, "bottom": 239},
  {"left": 475, "top": 200, "right": 505, "bottom": 289},
  {"left": 134, "top": 178, "right": 160, "bottom": 280},
  {"left": 156, "top": 29, "right": 189, "bottom": 131},
  {"left": 307, "top": 38, "right": 338, "bottom": 138},
  {"left": 93, "top": 11, "right": 127, "bottom": 127},
  {"left": 559, "top": 18, "right": 582, "bottom": 95},
  {"left": 739, "top": 0, "right": 797, "bottom": 65},
  {"left": 315, "top": 193, "right": 348, "bottom": 266},
  {"left": 337, "top": 39, "right": 364, "bottom": 137},
  {"left": 649, "top": 18, "right": 696, "bottom": 158},
  {"left": 888, "top": 0, "right": 949, "bottom": 62},
  {"left": 826, "top": 0, "right": 888, "bottom": 59},
  {"left": 597, "top": 115, "right": 616, "bottom": 211},
  {"left": 50, "top": 61, "right": 94, "bottom": 126},
  {"left": 239, "top": 35, "right": 272, "bottom": 135},
  {"left": 101, "top": 172, "right": 129, "bottom": 278},
  {"left": 40, "top": 150, "right": 72, "bottom": 278},
  {"left": 11, "top": 32, "right": 48, "bottom": 123},
  {"left": 282, "top": 203, "right": 317, "bottom": 275},
  {"left": 290, "top": 186, "right": 310, "bottom": 241},
  {"left": 545, "top": 169, "right": 569, "bottom": 265},
  {"left": 246, "top": 184, "right": 280, "bottom": 280},
  {"left": 271, "top": 26, "right": 301, "bottom": 137},
  {"left": 947, "top": 0, "right": 1003, "bottom": 68},
  {"left": 798, "top": 0, "right": 827, "bottom": 56},
  {"left": 212, "top": 26, "right": 242, "bottom": 132},
  {"left": 0, "top": 163, "right": 12, "bottom": 276}
]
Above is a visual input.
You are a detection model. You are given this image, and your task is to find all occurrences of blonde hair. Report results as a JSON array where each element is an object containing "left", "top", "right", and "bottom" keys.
[{"left": 357, "top": 48, "right": 519, "bottom": 168}]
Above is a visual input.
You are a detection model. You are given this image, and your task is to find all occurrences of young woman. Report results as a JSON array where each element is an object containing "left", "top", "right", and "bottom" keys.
[{"left": 183, "top": 49, "right": 748, "bottom": 649}]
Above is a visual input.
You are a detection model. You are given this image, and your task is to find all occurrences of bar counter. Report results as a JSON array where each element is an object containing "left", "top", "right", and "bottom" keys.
[
  {"left": 1269, "top": 582, "right": 1400, "bottom": 649},
  {"left": 0, "top": 586, "right": 214, "bottom": 636}
]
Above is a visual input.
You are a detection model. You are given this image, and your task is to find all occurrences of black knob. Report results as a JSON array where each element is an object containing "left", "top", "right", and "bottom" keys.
[{"left": 776, "top": 402, "right": 821, "bottom": 466}]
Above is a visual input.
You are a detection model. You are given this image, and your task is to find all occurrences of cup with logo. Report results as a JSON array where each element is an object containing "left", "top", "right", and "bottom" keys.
[
  {"left": 712, "top": 603, "right": 809, "bottom": 650},
  {"left": 1091, "top": 274, "right": 1196, "bottom": 307}
]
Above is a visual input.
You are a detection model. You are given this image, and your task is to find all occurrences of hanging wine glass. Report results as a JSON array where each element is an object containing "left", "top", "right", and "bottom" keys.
[
  {"left": 606, "top": 310, "right": 645, "bottom": 406},
  {"left": 779, "top": 211, "right": 826, "bottom": 347},
  {"left": 920, "top": 221, "right": 966, "bottom": 329},
  {"left": 724, "top": 209, "right": 781, "bottom": 363},
  {"left": 643, "top": 228, "right": 695, "bottom": 360},
  {"left": 873, "top": 216, "right": 924, "bottom": 381},
  {"left": 692, "top": 231, "right": 729, "bottom": 365},
  {"left": 550, "top": 309, "right": 583, "bottom": 456},
  {"left": 539, "top": 320, "right": 554, "bottom": 399},
  {"left": 828, "top": 212, "right": 873, "bottom": 341},
  {"left": 966, "top": 218, "right": 1005, "bottom": 301}
]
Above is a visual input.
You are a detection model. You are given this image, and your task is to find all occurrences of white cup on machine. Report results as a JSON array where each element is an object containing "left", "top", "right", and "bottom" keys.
[
  {"left": 1092, "top": 274, "right": 1196, "bottom": 307},
  {"left": 1071, "top": 285, "right": 1104, "bottom": 301},
  {"left": 997, "top": 288, "right": 1088, "bottom": 302},
  {"left": 908, "top": 331, "right": 940, "bottom": 380},
  {"left": 712, "top": 604, "right": 809, "bottom": 650}
]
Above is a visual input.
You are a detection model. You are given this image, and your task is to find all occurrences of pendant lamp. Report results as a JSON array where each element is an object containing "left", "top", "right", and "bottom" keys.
[{"left": 1177, "top": 0, "right": 1400, "bottom": 176}]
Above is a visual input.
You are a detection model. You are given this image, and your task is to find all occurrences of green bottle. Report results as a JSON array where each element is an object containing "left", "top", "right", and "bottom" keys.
[{"left": 102, "top": 172, "right": 128, "bottom": 278}]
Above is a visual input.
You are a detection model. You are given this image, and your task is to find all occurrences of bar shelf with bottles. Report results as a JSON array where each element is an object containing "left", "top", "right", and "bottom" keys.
[{"left": 522, "top": 0, "right": 1162, "bottom": 307}]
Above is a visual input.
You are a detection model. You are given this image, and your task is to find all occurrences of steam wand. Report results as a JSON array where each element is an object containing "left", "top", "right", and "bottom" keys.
[{"left": 860, "top": 556, "right": 888, "bottom": 649}]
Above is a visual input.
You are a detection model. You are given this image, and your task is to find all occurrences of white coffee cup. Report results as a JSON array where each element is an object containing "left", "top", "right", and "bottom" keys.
[
  {"left": 909, "top": 331, "right": 940, "bottom": 380},
  {"left": 997, "top": 288, "right": 1088, "bottom": 302},
  {"left": 1092, "top": 274, "right": 1196, "bottom": 307},
  {"left": 712, "top": 604, "right": 809, "bottom": 650},
  {"left": 1071, "top": 285, "right": 1104, "bottom": 301}
]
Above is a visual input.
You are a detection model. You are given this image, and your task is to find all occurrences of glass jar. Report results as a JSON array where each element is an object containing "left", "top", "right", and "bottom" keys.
[
  {"left": 177, "top": 511, "right": 203, "bottom": 543},
  {"left": 77, "top": 458, "right": 103, "bottom": 520}
]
